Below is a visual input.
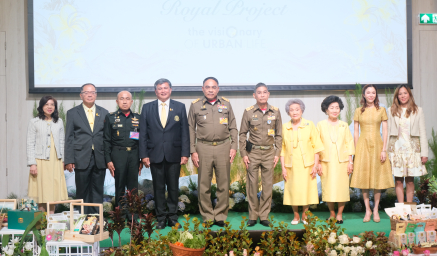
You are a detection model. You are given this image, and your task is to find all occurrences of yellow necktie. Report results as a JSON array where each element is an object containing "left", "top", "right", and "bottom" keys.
[
  {"left": 87, "top": 109, "right": 94, "bottom": 132},
  {"left": 161, "top": 102, "right": 167, "bottom": 128}
]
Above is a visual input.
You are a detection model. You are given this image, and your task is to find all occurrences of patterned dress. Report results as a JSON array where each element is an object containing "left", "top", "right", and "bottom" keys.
[
  {"left": 388, "top": 108, "right": 427, "bottom": 177},
  {"left": 350, "top": 107, "right": 394, "bottom": 190}
]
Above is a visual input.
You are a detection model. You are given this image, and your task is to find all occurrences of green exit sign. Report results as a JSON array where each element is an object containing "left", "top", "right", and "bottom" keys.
[{"left": 419, "top": 13, "right": 437, "bottom": 24}]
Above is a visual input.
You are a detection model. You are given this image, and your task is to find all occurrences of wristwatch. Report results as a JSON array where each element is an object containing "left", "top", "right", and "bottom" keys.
[{"left": 349, "top": 162, "right": 354, "bottom": 165}]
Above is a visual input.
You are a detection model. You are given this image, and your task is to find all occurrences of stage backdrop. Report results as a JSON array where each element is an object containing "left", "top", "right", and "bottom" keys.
[{"left": 29, "top": 0, "right": 409, "bottom": 92}]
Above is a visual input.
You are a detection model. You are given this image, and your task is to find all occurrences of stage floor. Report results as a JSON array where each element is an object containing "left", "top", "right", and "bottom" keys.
[{"left": 100, "top": 211, "right": 391, "bottom": 248}]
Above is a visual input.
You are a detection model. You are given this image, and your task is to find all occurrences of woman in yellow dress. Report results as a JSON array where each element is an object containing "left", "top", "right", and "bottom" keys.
[
  {"left": 350, "top": 84, "right": 394, "bottom": 223},
  {"left": 317, "top": 96, "right": 355, "bottom": 224},
  {"left": 27, "top": 96, "right": 68, "bottom": 213},
  {"left": 281, "top": 99, "right": 324, "bottom": 225}
]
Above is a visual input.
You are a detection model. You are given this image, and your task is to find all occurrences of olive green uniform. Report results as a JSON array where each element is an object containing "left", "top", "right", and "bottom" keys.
[
  {"left": 188, "top": 96, "right": 238, "bottom": 222},
  {"left": 103, "top": 109, "right": 141, "bottom": 207},
  {"left": 239, "top": 104, "right": 282, "bottom": 220}
]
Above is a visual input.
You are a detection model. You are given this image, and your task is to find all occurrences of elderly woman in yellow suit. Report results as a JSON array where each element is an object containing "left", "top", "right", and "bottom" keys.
[
  {"left": 281, "top": 99, "right": 324, "bottom": 225},
  {"left": 317, "top": 96, "right": 355, "bottom": 224}
]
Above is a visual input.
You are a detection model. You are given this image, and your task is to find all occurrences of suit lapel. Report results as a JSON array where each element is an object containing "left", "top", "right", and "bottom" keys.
[
  {"left": 77, "top": 103, "right": 92, "bottom": 134},
  {"left": 93, "top": 105, "right": 102, "bottom": 134},
  {"left": 166, "top": 100, "right": 175, "bottom": 128},
  {"left": 154, "top": 100, "right": 163, "bottom": 129}
]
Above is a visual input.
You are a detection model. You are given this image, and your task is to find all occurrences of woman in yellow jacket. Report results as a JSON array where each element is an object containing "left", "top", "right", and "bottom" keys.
[
  {"left": 281, "top": 99, "right": 324, "bottom": 225},
  {"left": 317, "top": 96, "right": 355, "bottom": 224}
]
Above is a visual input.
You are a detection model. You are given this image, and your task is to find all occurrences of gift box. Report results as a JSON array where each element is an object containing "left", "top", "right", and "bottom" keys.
[
  {"left": 7, "top": 210, "right": 42, "bottom": 230},
  {"left": 416, "top": 231, "right": 427, "bottom": 244},
  {"left": 395, "top": 233, "right": 408, "bottom": 247},
  {"left": 407, "top": 232, "right": 416, "bottom": 245},
  {"left": 427, "top": 231, "right": 437, "bottom": 243}
]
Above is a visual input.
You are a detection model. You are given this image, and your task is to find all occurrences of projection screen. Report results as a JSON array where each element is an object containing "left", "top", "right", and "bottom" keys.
[{"left": 28, "top": 0, "right": 412, "bottom": 92}]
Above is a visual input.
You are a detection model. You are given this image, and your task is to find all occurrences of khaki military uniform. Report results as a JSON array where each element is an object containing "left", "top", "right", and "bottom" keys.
[
  {"left": 239, "top": 104, "right": 282, "bottom": 221},
  {"left": 188, "top": 96, "right": 238, "bottom": 222}
]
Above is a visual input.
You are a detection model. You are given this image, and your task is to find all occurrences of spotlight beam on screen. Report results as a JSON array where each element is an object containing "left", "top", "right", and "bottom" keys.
[{"left": 27, "top": 0, "right": 412, "bottom": 93}]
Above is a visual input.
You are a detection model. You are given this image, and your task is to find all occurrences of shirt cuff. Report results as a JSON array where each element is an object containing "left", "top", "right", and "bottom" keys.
[{"left": 240, "top": 150, "right": 247, "bottom": 157}]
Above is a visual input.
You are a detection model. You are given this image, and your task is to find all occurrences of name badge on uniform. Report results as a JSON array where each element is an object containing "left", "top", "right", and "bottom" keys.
[
  {"left": 220, "top": 117, "right": 228, "bottom": 124},
  {"left": 267, "top": 116, "right": 275, "bottom": 120},
  {"left": 129, "top": 131, "right": 139, "bottom": 140},
  {"left": 132, "top": 121, "right": 139, "bottom": 124},
  {"left": 268, "top": 129, "right": 275, "bottom": 136},
  {"left": 252, "top": 118, "right": 258, "bottom": 121},
  {"left": 118, "top": 124, "right": 123, "bottom": 127},
  {"left": 115, "top": 119, "right": 120, "bottom": 123}
]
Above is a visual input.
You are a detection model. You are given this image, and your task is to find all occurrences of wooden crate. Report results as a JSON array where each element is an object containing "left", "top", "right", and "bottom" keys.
[{"left": 63, "top": 203, "right": 109, "bottom": 243}]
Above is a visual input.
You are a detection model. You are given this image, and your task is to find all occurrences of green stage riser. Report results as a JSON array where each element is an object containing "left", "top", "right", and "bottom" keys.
[{"left": 99, "top": 211, "right": 391, "bottom": 248}]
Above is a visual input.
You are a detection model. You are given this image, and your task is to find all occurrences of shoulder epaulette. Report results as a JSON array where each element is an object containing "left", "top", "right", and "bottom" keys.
[
  {"left": 221, "top": 96, "right": 229, "bottom": 102},
  {"left": 110, "top": 112, "right": 115, "bottom": 115},
  {"left": 246, "top": 106, "right": 254, "bottom": 111},
  {"left": 192, "top": 98, "right": 200, "bottom": 104},
  {"left": 271, "top": 105, "right": 278, "bottom": 111}
]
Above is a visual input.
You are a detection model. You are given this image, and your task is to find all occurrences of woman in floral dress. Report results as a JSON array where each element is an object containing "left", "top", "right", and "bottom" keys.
[{"left": 387, "top": 85, "right": 428, "bottom": 203}]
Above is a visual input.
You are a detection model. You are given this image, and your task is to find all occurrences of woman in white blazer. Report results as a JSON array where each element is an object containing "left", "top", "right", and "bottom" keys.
[
  {"left": 387, "top": 85, "right": 428, "bottom": 203},
  {"left": 27, "top": 96, "right": 68, "bottom": 213}
]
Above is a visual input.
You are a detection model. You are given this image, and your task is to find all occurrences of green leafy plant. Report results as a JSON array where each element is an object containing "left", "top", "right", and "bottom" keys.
[
  {"left": 353, "top": 83, "right": 363, "bottom": 110},
  {"left": 132, "top": 90, "right": 146, "bottom": 114},
  {"left": 344, "top": 90, "right": 354, "bottom": 125},
  {"left": 426, "top": 128, "right": 437, "bottom": 178},
  {"left": 385, "top": 87, "right": 393, "bottom": 107},
  {"left": 258, "top": 215, "right": 302, "bottom": 255},
  {"left": 58, "top": 101, "right": 66, "bottom": 129},
  {"left": 32, "top": 100, "right": 38, "bottom": 118},
  {"left": 204, "top": 216, "right": 252, "bottom": 255}
]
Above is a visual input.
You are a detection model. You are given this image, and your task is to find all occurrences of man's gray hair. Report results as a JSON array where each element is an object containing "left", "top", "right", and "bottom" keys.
[
  {"left": 81, "top": 83, "right": 96, "bottom": 92},
  {"left": 117, "top": 91, "right": 132, "bottom": 99},
  {"left": 154, "top": 78, "right": 172, "bottom": 90},
  {"left": 253, "top": 82, "right": 268, "bottom": 93},
  {"left": 285, "top": 99, "right": 305, "bottom": 113}
]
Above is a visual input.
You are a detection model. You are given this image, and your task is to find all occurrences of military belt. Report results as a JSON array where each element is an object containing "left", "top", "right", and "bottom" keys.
[
  {"left": 198, "top": 139, "right": 227, "bottom": 146},
  {"left": 252, "top": 145, "right": 272, "bottom": 150},
  {"left": 114, "top": 145, "right": 138, "bottom": 151}
]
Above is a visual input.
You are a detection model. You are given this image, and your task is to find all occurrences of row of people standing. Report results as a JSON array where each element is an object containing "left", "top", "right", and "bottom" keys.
[
  {"left": 281, "top": 84, "right": 428, "bottom": 225},
  {"left": 26, "top": 80, "right": 427, "bottom": 229}
]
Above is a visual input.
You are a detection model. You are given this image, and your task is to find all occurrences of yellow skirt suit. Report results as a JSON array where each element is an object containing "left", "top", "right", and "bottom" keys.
[
  {"left": 350, "top": 107, "right": 394, "bottom": 189},
  {"left": 281, "top": 118, "right": 324, "bottom": 206},
  {"left": 317, "top": 120, "right": 355, "bottom": 202}
]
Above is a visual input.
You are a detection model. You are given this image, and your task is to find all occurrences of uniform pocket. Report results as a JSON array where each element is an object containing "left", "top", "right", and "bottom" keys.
[{"left": 74, "top": 144, "right": 82, "bottom": 150}]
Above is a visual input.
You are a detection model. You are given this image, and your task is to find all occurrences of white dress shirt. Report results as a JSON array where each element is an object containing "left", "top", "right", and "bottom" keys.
[{"left": 158, "top": 98, "right": 170, "bottom": 120}]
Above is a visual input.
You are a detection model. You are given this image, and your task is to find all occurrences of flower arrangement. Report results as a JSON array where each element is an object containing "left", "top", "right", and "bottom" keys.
[
  {"left": 0, "top": 237, "right": 39, "bottom": 256},
  {"left": 167, "top": 215, "right": 207, "bottom": 249}
]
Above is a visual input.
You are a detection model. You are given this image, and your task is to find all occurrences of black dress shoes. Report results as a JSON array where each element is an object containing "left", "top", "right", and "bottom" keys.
[
  {"left": 247, "top": 220, "right": 257, "bottom": 227},
  {"left": 260, "top": 220, "right": 271, "bottom": 227},
  {"left": 167, "top": 219, "right": 182, "bottom": 229},
  {"left": 214, "top": 220, "right": 227, "bottom": 227},
  {"left": 337, "top": 220, "right": 344, "bottom": 224},
  {"left": 156, "top": 220, "right": 166, "bottom": 229}
]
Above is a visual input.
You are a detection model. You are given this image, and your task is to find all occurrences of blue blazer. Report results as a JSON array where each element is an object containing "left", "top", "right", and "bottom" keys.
[{"left": 139, "top": 99, "right": 190, "bottom": 163}]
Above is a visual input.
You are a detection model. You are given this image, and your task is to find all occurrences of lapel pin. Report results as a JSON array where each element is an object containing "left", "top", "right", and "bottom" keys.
[
  {"left": 170, "top": 108, "right": 173, "bottom": 111},
  {"left": 96, "top": 113, "right": 99, "bottom": 116}
]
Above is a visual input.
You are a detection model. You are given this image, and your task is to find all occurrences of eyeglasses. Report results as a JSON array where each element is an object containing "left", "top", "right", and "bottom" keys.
[{"left": 81, "top": 91, "right": 97, "bottom": 95}]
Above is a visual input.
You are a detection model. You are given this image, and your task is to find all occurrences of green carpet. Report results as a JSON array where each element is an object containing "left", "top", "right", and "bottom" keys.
[{"left": 100, "top": 211, "right": 391, "bottom": 248}]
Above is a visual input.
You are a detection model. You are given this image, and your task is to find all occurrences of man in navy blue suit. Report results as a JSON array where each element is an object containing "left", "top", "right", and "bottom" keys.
[{"left": 139, "top": 78, "right": 189, "bottom": 229}]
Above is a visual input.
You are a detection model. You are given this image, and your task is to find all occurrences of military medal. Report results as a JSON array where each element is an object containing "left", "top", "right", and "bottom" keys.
[
  {"left": 267, "top": 120, "right": 271, "bottom": 124},
  {"left": 117, "top": 130, "right": 119, "bottom": 136},
  {"left": 254, "top": 127, "right": 258, "bottom": 131},
  {"left": 174, "top": 115, "right": 180, "bottom": 121},
  {"left": 132, "top": 117, "right": 138, "bottom": 121},
  {"left": 115, "top": 119, "right": 120, "bottom": 122},
  {"left": 218, "top": 108, "right": 222, "bottom": 113}
]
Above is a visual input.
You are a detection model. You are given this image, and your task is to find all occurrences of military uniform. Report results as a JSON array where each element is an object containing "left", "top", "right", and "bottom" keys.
[
  {"left": 188, "top": 96, "right": 238, "bottom": 222},
  {"left": 103, "top": 109, "right": 141, "bottom": 207},
  {"left": 239, "top": 104, "right": 282, "bottom": 221}
]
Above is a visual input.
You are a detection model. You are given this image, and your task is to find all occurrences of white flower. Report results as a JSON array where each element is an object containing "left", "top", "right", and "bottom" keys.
[
  {"left": 344, "top": 247, "right": 351, "bottom": 253},
  {"left": 352, "top": 237, "right": 361, "bottom": 243},
  {"left": 328, "top": 236, "right": 336, "bottom": 244},
  {"left": 11, "top": 237, "right": 20, "bottom": 244},
  {"left": 350, "top": 252, "right": 358, "bottom": 256},
  {"left": 24, "top": 242, "right": 33, "bottom": 251},
  {"left": 339, "top": 234, "right": 349, "bottom": 244},
  {"left": 329, "top": 250, "right": 338, "bottom": 256},
  {"left": 365, "top": 241, "right": 372, "bottom": 249},
  {"left": 230, "top": 181, "right": 240, "bottom": 191},
  {"left": 4, "top": 249, "right": 14, "bottom": 256},
  {"left": 273, "top": 185, "right": 282, "bottom": 192},
  {"left": 7, "top": 244, "right": 15, "bottom": 251},
  {"left": 330, "top": 232, "right": 337, "bottom": 238},
  {"left": 336, "top": 244, "right": 343, "bottom": 250},
  {"left": 179, "top": 186, "right": 189, "bottom": 194},
  {"left": 178, "top": 195, "right": 191, "bottom": 204},
  {"left": 356, "top": 246, "right": 364, "bottom": 254}
]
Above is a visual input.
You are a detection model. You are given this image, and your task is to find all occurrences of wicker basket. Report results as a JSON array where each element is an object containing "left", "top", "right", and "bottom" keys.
[
  {"left": 390, "top": 218, "right": 432, "bottom": 231},
  {"left": 412, "top": 246, "right": 437, "bottom": 254},
  {"left": 0, "top": 216, "right": 3, "bottom": 228},
  {"left": 169, "top": 243, "right": 205, "bottom": 256}
]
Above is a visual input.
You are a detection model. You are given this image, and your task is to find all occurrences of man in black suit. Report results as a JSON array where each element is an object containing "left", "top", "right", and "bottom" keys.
[
  {"left": 139, "top": 78, "right": 190, "bottom": 229},
  {"left": 65, "top": 83, "right": 109, "bottom": 214}
]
